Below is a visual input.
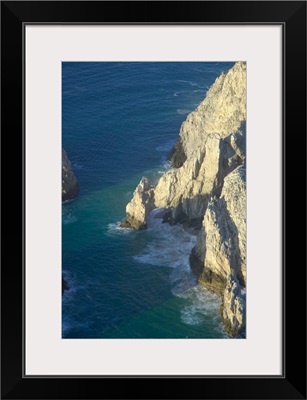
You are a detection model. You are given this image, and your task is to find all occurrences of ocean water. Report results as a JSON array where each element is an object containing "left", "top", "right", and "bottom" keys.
[{"left": 62, "top": 62, "right": 234, "bottom": 338}]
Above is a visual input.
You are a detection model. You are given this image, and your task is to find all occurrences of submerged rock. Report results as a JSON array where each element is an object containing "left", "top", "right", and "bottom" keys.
[{"left": 62, "top": 149, "right": 79, "bottom": 202}]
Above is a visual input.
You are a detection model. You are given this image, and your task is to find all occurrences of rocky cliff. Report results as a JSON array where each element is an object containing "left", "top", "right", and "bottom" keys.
[
  {"left": 190, "top": 164, "right": 246, "bottom": 336},
  {"left": 121, "top": 62, "right": 246, "bottom": 337},
  {"left": 62, "top": 149, "right": 79, "bottom": 202}
]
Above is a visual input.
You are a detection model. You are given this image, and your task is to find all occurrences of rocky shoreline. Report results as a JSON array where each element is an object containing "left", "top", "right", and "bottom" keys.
[{"left": 121, "top": 62, "right": 246, "bottom": 337}]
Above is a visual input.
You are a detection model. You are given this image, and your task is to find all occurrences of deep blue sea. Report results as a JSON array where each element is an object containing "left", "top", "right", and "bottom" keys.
[{"left": 62, "top": 62, "right": 234, "bottom": 339}]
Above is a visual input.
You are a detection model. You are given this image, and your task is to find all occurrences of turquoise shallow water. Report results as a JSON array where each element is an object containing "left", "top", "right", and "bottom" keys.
[{"left": 62, "top": 62, "right": 234, "bottom": 338}]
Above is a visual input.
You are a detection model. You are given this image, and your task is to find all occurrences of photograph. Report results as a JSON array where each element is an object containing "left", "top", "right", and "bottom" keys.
[
  {"left": 62, "top": 61, "right": 246, "bottom": 339},
  {"left": 1, "top": 0, "right": 306, "bottom": 397}
]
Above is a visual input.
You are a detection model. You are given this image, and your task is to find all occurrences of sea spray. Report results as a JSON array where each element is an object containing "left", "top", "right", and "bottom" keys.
[{"left": 133, "top": 209, "right": 223, "bottom": 331}]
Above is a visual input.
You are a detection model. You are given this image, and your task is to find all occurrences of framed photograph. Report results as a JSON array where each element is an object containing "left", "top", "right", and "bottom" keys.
[{"left": 1, "top": 1, "right": 306, "bottom": 399}]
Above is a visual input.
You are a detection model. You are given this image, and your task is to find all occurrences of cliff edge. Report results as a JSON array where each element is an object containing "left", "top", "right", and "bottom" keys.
[{"left": 121, "top": 62, "right": 246, "bottom": 336}]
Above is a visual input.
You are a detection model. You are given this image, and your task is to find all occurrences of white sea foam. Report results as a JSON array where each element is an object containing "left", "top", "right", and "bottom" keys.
[
  {"left": 179, "top": 285, "right": 223, "bottom": 328},
  {"left": 62, "top": 213, "right": 78, "bottom": 225},
  {"left": 107, "top": 222, "right": 134, "bottom": 236},
  {"left": 158, "top": 160, "right": 172, "bottom": 175},
  {"left": 133, "top": 209, "right": 225, "bottom": 332},
  {"left": 133, "top": 209, "right": 197, "bottom": 270},
  {"left": 134, "top": 209, "right": 202, "bottom": 300},
  {"left": 178, "top": 80, "right": 202, "bottom": 87},
  {"left": 176, "top": 108, "right": 191, "bottom": 115}
]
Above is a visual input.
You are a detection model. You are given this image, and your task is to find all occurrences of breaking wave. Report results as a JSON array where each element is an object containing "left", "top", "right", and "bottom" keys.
[
  {"left": 107, "top": 221, "right": 134, "bottom": 236},
  {"left": 133, "top": 209, "right": 196, "bottom": 269},
  {"left": 178, "top": 285, "right": 223, "bottom": 329},
  {"left": 133, "top": 209, "right": 223, "bottom": 330}
]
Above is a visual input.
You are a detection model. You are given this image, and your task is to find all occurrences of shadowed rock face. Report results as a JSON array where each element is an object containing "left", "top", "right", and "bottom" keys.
[
  {"left": 62, "top": 149, "right": 79, "bottom": 202},
  {"left": 121, "top": 62, "right": 246, "bottom": 336},
  {"left": 168, "top": 138, "right": 187, "bottom": 168}
]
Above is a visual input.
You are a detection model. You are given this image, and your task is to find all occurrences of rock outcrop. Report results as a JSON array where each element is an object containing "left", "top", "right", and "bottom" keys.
[
  {"left": 62, "top": 149, "right": 79, "bottom": 202},
  {"left": 174, "top": 61, "right": 246, "bottom": 162},
  {"left": 121, "top": 62, "right": 246, "bottom": 336},
  {"left": 221, "top": 275, "right": 246, "bottom": 337},
  {"left": 120, "top": 177, "right": 155, "bottom": 230}
]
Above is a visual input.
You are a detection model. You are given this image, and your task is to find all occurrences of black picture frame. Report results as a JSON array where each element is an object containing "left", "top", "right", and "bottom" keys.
[{"left": 1, "top": 1, "right": 306, "bottom": 399}]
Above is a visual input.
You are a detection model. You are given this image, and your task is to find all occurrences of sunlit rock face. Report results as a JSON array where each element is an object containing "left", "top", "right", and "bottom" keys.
[
  {"left": 190, "top": 165, "right": 246, "bottom": 336},
  {"left": 121, "top": 62, "right": 246, "bottom": 336},
  {"left": 174, "top": 61, "right": 246, "bottom": 162},
  {"left": 192, "top": 165, "right": 246, "bottom": 287},
  {"left": 120, "top": 177, "right": 155, "bottom": 230}
]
